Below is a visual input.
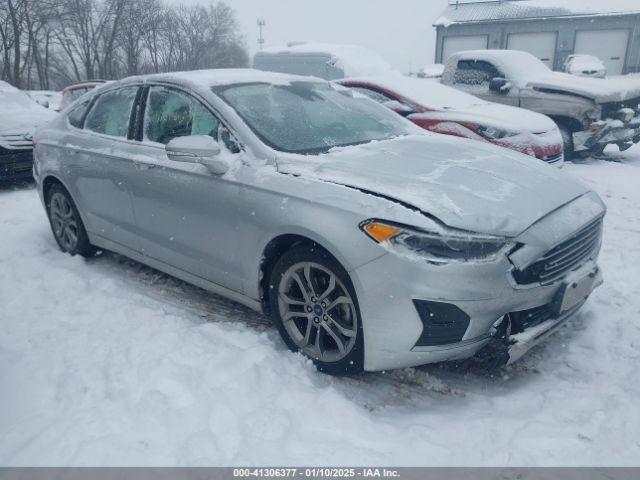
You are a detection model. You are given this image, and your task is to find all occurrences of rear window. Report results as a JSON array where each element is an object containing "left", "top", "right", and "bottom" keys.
[
  {"left": 67, "top": 99, "right": 92, "bottom": 129},
  {"left": 84, "top": 87, "right": 138, "bottom": 138}
]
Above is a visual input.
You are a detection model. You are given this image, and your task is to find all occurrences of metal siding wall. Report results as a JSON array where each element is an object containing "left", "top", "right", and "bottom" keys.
[{"left": 434, "top": 14, "right": 640, "bottom": 73}]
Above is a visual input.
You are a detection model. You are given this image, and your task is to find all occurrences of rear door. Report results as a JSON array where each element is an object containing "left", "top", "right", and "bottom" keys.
[
  {"left": 64, "top": 85, "right": 141, "bottom": 252},
  {"left": 574, "top": 29, "right": 629, "bottom": 75},
  {"left": 507, "top": 32, "right": 557, "bottom": 69},
  {"left": 124, "top": 84, "right": 245, "bottom": 292}
]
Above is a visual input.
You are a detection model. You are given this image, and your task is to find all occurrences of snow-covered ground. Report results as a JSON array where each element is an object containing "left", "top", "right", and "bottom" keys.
[{"left": 1, "top": 149, "right": 640, "bottom": 466}]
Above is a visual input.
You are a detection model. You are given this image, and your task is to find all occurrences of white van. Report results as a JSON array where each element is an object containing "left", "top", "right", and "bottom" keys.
[{"left": 253, "top": 42, "right": 393, "bottom": 80}]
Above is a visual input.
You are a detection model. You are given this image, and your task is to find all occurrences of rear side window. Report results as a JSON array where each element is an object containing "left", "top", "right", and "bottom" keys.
[
  {"left": 85, "top": 87, "right": 138, "bottom": 138},
  {"left": 143, "top": 86, "right": 220, "bottom": 145},
  {"left": 453, "top": 60, "right": 503, "bottom": 86},
  {"left": 67, "top": 99, "right": 91, "bottom": 128}
]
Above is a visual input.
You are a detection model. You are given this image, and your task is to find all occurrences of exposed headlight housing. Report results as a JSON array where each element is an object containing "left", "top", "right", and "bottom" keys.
[
  {"left": 616, "top": 108, "right": 635, "bottom": 123},
  {"left": 462, "top": 122, "right": 520, "bottom": 140},
  {"left": 360, "top": 220, "right": 513, "bottom": 263}
]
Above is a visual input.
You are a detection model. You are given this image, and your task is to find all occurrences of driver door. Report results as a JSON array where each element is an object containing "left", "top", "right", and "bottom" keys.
[{"left": 125, "top": 85, "right": 245, "bottom": 292}]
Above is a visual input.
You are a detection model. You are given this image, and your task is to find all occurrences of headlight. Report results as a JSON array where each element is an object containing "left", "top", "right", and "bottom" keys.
[
  {"left": 462, "top": 123, "right": 519, "bottom": 140},
  {"left": 360, "top": 220, "right": 513, "bottom": 263}
]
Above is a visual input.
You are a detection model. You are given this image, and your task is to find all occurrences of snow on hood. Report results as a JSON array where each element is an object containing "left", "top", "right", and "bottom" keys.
[
  {"left": 525, "top": 73, "right": 640, "bottom": 103},
  {"left": 0, "top": 84, "right": 57, "bottom": 134},
  {"left": 260, "top": 42, "right": 393, "bottom": 78},
  {"left": 277, "top": 135, "right": 588, "bottom": 237},
  {"left": 343, "top": 74, "right": 556, "bottom": 133},
  {"left": 448, "top": 50, "right": 640, "bottom": 103}
]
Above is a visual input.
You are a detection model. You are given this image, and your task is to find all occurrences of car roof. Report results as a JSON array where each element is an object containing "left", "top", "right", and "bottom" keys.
[{"left": 119, "top": 68, "right": 323, "bottom": 89}]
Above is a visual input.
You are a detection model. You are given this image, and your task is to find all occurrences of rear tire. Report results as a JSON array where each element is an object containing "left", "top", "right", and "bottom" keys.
[
  {"left": 46, "top": 184, "right": 97, "bottom": 257},
  {"left": 268, "top": 244, "right": 364, "bottom": 375}
]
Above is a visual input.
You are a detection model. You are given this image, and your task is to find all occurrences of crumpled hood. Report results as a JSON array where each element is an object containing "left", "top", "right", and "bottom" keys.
[
  {"left": 526, "top": 72, "right": 640, "bottom": 103},
  {"left": 278, "top": 135, "right": 589, "bottom": 237}
]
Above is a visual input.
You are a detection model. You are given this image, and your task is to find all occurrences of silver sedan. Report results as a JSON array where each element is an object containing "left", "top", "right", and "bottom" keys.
[{"left": 33, "top": 69, "right": 605, "bottom": 374}]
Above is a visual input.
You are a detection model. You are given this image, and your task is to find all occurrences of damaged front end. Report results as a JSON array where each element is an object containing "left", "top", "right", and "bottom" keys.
[{"left": 574, "top": 99, "right": 640, "bottom": 153}]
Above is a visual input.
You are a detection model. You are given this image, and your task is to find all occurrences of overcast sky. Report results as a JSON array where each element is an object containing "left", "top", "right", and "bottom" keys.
[{"left": 173, "top": 0, "right": 450, "bottom": 72}]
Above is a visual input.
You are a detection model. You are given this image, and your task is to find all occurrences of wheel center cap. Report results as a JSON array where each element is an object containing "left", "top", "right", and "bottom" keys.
[{"left": 313, "top": 304, "right": 323, "bottom": 316}]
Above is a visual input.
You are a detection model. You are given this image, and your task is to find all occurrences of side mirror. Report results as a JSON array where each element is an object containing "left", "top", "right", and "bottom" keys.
[
  {"left": 38, "top": 99, "right": 50, "bottom": 109},
  {"left": 489, "top": 77, "right": 511, "bottom": 94},
  {"left": 165, "top": 135, "right": 230, "bottom": 175}
]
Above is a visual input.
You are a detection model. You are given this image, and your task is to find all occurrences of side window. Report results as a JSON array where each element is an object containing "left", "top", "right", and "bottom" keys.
[
  {"left": 350, "top": 86, "right": 394, "bottom": 104},
  {"left": 84, "top": 87, "right": 138, "bottom": 138},
  {"left": 453, "top": 60, "right": 503, "bottom": 89},
  {"left": 68, "top": 99, "right": 91, "bottom": 129},
  {"left": 144, "top": 86, "right": 220, "bottom": 145}
]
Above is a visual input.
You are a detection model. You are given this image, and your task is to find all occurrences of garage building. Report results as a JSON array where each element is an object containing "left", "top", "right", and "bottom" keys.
[{"left": 434, "top": 0, "right": 640, "bottom": 75}]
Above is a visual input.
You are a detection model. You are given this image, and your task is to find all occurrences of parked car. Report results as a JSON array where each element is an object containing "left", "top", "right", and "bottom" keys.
[
  {"left": 0, "top": 81, "right": 58, "bottom": 181},
  {"left": 338, "top": 73, "right": 564, "bottom": 165},
  {"left": 441, "top": 50, "right": 640, "bottom": 157},
  {"left": 34, "top": 69, "right": 605, "bottom": 374},
  {"left": 418, "top": 64, "right": 445, "bottom": 79},
  {"left": 563, "top": 55, "right": 607, "bottom": 79},
  {"left": 27, "top": 90, "right": 63, "bottom": 111},
  {"left": 59, "top": 80, "right": 107, "bottom": 111},
  {"left": 253, "top": 42, "right": 393, "bottom": 80}
]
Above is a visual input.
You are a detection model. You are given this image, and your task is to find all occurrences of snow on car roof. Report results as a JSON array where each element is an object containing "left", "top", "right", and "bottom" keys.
[
  {"left": 129, "top": 68, "right": 321, "bottom": 88},
  {"left": 258, "top": 42, "right": 393, "bottom": 77},
  {"left": 435, "top": 0, "right": 640, "bottom": 26},
  {"left": 342, "top": 72, "right": 488, "bottom": 110}
]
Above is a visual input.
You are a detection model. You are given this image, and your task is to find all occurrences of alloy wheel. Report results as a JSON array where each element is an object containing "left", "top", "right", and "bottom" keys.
[
  {"left": 49, "top": 192, "right": 79, "bottom": 252},
  {"left": 277, "top": 261, "right": 358, "bottom": 363}
]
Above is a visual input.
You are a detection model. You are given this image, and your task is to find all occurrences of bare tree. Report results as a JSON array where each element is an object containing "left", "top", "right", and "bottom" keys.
[{"left": 1, "top": 0, "right": 249, "bottom": 90}]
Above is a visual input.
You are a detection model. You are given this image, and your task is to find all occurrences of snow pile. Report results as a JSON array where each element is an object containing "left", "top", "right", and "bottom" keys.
[
  {"left": 1, "top": 147, "right": 640, "bottom": 465},
  {"left": 261, "top": 42, "right": 393, "bottom": 78}
]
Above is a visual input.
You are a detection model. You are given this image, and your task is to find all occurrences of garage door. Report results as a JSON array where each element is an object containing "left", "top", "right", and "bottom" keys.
[
  {"left": 574, "top": 29, "right": 629, "bottom": 75},
  {"left": 507, "top": 32, "right": 557, "bottom": 69},
  {"left": 442, "top": 35, "right": 488, "bottom": 63}
]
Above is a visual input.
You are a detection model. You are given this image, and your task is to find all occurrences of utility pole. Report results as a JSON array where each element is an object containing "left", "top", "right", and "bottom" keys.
[{"left": 257, "top": 18, "right": 266, "bottom": 50}]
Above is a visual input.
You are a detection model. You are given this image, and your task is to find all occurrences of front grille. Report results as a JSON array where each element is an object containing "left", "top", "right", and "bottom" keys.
[
  {"left": 0, "top": 133, "right": 33, "bottom": 150},
  {"left": 542, "top": 153, "right": 563, "bottom": 164},
  {"left": 0, "top": 148, "right": 34, "bottom": 178},
  {"left": 512, "top": 217, "right": 603, "bottom": 285},
  {"left": 508, "top": 299, "right": 586, "bottom": 334},
  {"left": 509, "top": 304, "right": 555, "bottom": 334}
]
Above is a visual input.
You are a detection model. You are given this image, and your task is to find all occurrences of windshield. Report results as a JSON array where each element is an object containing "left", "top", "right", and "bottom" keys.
[{"left": 214, "top": 81, "right": 410, "bottom": 154}]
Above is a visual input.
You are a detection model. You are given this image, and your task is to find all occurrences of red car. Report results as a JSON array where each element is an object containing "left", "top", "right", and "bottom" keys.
[
  {"left": 338, "top": 74, "right": 564, "bottom": 166},
  {"left": 59, "top": 80, "right": 107, "bottom": 111}
]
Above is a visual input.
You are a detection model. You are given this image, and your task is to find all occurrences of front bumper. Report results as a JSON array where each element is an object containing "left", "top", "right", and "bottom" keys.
[
  {"left": 574, "top": 117, "right": 640, "bottom": 152},
  {"left": 0, "top": 148, "right": 34, "bottom": 180},
  {"left": 352, "top": 249, "right": 602, "bottom": 371},
  {"left": 351, "top": 194, "right": 605, "bottom": 372}
]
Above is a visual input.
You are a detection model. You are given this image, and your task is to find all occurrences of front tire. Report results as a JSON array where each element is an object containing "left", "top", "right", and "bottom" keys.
[
  {"left": 269, "top": 245, "right": 364, "bottom": 375},
  {"left": 46, "top": 184, "right": 96, "bottom": 257},
  {"left": 559, "top": 124, "right": 575, "bottom": 160}
]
